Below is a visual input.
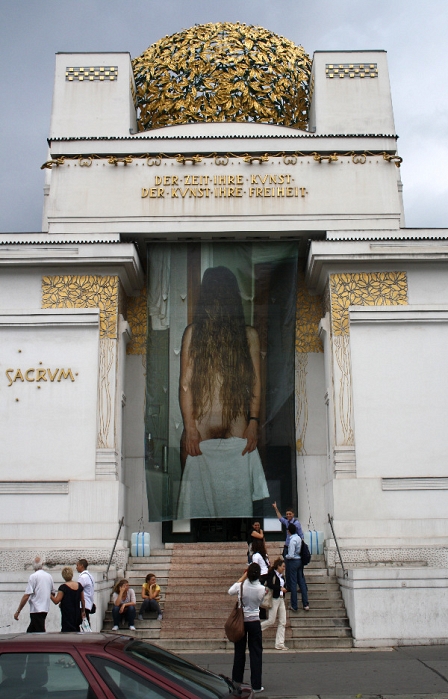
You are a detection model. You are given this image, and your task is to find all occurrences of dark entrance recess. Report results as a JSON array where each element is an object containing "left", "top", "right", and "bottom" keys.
[{"left": 162, "top": 518, "right": 284, "bottom": 544}]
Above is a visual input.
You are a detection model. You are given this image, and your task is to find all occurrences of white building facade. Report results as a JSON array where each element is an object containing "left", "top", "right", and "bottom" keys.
[{"left": 1, "top": 28, "right": 447, "bottom": 644}]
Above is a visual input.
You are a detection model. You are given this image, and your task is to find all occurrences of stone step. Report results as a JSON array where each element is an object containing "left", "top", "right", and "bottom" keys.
[
  {"left": 151, "top": 636, "right": 353, "bottom": 651},
  {"left": 158, "top": 607, "right": 348, "bottom": 619},
  {"left": 290, "top": 627, "right": 352, "bottom": 639},
  {"left": 157, "top": 581, "right": 338, "bottom": 592},
  {"left": 161, "top": 599, "right": 346, "bottom": 611},
  {"left": 170, "top": 549, "right": 320, "bottom": 558},
  {"left": 168, "top": 553, "right": 325, "bottom": 563},
  {"left": 125, "top": 578, "right": 169, "bottom": 586},
  {"left": 126, "top": 563, "right": 171, "bottom": 571},
  {"left": 128, "top": 551, "right": 171, "bottom": 561},
  {"left": 159, "top": 616, "right": 349, "bottom": 630},
  {"left": 158, "top": 625, "right": 352, "bottom": 639},
  {"left": 164, "top": 590, "right": 342, "bottom": 602},
  {"left": 289, "top": 617, "right": 350, "bottom": 628},
  {"left": 103, "top": 625, "right": 160, "bottom": 638},
  {"left": 166, "top": 565, "right": 328, "bottom": 576},
  {"left": 128, "top": 556, "right": 172, "bottom": 569}
]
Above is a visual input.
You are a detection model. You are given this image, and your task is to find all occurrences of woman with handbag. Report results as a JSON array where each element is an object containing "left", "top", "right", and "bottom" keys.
[
  {"left": 261, "top": 558, "right": 288, "bottom": 650},
  {"left": 228, "top": 562, "right": 266, "bottom": 694}
]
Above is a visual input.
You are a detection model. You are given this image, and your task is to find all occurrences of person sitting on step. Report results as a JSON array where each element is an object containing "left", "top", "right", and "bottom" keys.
[
  {"left": 138, "top": 573, "right": 163, "bottom": 621},
  {"left": 111, "top": 579, "right": 136, "bottom": 631}
]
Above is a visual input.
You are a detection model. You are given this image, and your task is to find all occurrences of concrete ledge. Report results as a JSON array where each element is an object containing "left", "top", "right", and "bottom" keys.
[{"left": 338, "top": 566, "right": 448, "bottom": 645}]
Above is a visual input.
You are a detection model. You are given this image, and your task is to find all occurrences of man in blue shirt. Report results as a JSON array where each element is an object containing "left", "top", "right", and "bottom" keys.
[
  {"left": 272, "top": 502, "right": 307, "bottom": 609},
  {"left": 271, "top": 502, "right": 304, "bottom": 558},
  {"left": 285, "top": 522, "right": 309, "bottom": 612}
]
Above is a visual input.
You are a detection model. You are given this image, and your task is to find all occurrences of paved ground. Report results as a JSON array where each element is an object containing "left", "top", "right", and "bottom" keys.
[{"left": 181, "top": 646, "right": 448, "bottom": 699}]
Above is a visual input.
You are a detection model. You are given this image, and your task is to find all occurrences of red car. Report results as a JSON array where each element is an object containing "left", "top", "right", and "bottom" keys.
[{"left": 0, "top": 633, "right": 253, "bottom": 699}]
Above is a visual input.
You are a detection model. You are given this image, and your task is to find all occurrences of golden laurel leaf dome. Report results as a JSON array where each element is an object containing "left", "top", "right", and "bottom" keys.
[{"left": 132, "top": 22, "right": 311, "bottom": 131}]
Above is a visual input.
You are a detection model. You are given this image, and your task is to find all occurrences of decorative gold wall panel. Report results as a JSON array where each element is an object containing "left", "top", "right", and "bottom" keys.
[
  {"left": 326, "top": 63, "right": 378, "bottom": 79},
  {"left": 126, "top": 287, "right": 147, "bottom": 355},
  {"left": 42, "top": 275, "right": 119, "bottom": 338},
  {"left": 66, "top": 66, "right": 118, "bottom": 81},
  {"left": 329, "top": 272, "right": 408, "bottom": 336},
  {"left": 296, "top": 272, "right": 324, "bottom": 353},
  {"left": 132, "top": 22, "right": 311, "bottom": 131}
]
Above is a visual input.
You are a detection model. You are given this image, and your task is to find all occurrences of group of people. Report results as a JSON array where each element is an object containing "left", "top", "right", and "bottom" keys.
[
  {"left": 14, "top": 556, "right": 163, "bottom": 634},
  {"left": 14, "top": 556, "right": 94, "bottom": 633},
  {"left": 111, "top": 573, "right": 162, "bottom": 631},
  {"left": 229, "top": 504, "right": 309, "bottom": 693}
]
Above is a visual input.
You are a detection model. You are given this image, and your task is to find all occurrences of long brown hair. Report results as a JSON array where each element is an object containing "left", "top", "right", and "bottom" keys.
[
  {"left": 252, "top": 537, "right": 269, "bottom": 565},
  {"left": 189, "top": 266, "right": 255, "bottom": 431}
]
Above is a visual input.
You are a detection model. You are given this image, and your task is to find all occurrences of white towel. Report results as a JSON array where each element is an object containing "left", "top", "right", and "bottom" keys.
[{"left": 177, "top": 437, "right": 269, "bottom": 518}]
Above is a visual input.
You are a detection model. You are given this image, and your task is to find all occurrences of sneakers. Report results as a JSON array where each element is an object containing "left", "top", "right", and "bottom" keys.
[
  {"left": 157, "top": 613, "right": 163, "bottom": 621},
  {"left": 112, "top": 626, "right": 119, "bottom": 631},
  {"left": 275, "top": 644, "right": 289, "bottom": 650},
  {"left": 137, "top": 614, "right": 143, "bottom": 621},
  {"left": 303, "top": 605, "right": 310, "bottom": 611},
  {"left": 129, "top": 625, "right": 136, "bottom": 631},
  {"left": 253, "top": 688, "right": 264, "bottom": 693},
  {"left": 288, "top": 606, "right": 298, "bottom": 612}
]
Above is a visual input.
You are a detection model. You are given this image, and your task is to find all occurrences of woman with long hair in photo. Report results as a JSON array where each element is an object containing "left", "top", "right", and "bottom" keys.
[
  {"left": 177, "top": 266, "right": 269, "bottom": 518},
  {"left": 228, "top": 562, "right": 266, "bottom": 694},
  {"left": 261, "top": 558, "right": 288, "bottom": 650}
]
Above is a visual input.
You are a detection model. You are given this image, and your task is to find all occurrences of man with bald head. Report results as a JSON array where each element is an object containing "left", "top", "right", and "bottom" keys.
[{"left": 14, "top": 556, "right": 54, "bottom": 632}]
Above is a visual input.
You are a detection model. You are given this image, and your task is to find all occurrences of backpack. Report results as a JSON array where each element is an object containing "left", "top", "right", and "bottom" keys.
[{"left": 300, "top": 538, "right": 311, "bottom": 566}]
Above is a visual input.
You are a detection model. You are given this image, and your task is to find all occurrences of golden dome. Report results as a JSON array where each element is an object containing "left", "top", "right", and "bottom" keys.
[{"left": 132, "top": 22, "right": 311, "bottom": 131}]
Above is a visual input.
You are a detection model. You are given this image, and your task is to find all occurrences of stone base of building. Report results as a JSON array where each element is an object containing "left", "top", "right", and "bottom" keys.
[{"left": 338, "top": 566, "right": 448, "bottom": 646}]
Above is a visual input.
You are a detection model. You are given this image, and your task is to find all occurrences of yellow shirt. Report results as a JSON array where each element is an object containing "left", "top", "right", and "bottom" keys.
[{"left": 142, "top": 583, "right": 160, "bottom": 601}]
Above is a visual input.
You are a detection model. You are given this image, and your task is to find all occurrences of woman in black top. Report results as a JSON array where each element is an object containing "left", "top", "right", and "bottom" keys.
[
  {"left": 260, "top": 558, "right": 288, "bottom": 650},
  {"left": 51, "top": 566, "right": 86, "bottom": 632}
]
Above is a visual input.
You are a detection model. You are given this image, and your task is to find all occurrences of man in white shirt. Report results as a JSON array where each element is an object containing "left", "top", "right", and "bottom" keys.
[
  {"left": 14, "top": 556, "right": 54, "bottom": 632},
  {"left": 76, "top": 558, "right": 95, "bottom": 622}
]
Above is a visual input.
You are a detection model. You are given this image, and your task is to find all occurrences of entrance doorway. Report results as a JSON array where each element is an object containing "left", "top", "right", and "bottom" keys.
[
  {"left": 195, "top": 518, "right": 248, "bottom": 542},
  {"left": 162, "top": 518, "right": 284, "bottom": 543}
]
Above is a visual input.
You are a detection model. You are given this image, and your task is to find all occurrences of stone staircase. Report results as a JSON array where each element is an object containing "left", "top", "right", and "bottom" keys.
[
  {"left": 102, "top": 547, "right": 172, "bottom": 640},
  {"left": 103, "top": 542, "right": 353, "bottom": 651}
]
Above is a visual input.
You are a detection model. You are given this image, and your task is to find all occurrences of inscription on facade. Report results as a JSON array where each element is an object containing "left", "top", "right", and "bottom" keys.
[
  {"left": 6, "top": 368, "right": 77, "bottom": 386},
  {"left": 141, "top": 174, "right": 308, "bottom": 200}
]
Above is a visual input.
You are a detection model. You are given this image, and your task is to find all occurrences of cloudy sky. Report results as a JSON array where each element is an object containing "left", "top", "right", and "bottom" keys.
[{"left": 0, "top": 0, "right": 447, "bottom": 231}]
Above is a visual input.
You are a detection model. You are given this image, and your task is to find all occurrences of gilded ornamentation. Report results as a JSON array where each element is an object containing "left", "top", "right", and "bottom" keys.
[
  {"left": 333, "top": 335, "right": 354, "bottom": 446},
  {"left": 126, "top": 287, "right": 147, "bottom": 355},
  {"left": 296, "top": 273, "right": 324, "bottom": 353},
  {"left": 295, "top": 353, "right": 309, "bottom": 454},
  {"left": 66, "top": 66, "right": 118, "bottom": 82},
  {"left": 326, "top": 63, "right": 378, "bottom": 79},
  {"left": 40, "top": 151, "right": 403, "bottom": 169},
  {"left": 97, "top": 339, "right": 115, "bottom": 449},
  {"left": 132, "top": 22, "right": 311, "bottom": 131},
  {"left": 329, "top": 272, "right": 408, "bottom": 336},
  {"left": 312, "top": 152, "right": 338, "bottom": 163},
  {"left": 42, "top": 275, "right": 119, "bottom": 339}
]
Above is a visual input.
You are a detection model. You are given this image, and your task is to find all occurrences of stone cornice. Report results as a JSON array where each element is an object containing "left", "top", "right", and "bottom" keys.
[
  {"left": 0, "top": 242, "right": 144, "bottom": 295},
  {"left": 306, "top": 239, "right": 448, "bottom": 294}
]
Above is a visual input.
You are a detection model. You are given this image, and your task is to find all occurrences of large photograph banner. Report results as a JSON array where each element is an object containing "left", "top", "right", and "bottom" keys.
[{"left": 145, "top": 242, "right": 298, "bottom": 521}]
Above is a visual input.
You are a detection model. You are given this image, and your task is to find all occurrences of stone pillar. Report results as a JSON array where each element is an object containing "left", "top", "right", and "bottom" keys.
[
  {"left": 42, "top": 275, "right": 130, "bottom": 480},
  {"left": 326, "top": 272, "right": 408, "bottom": 479}
]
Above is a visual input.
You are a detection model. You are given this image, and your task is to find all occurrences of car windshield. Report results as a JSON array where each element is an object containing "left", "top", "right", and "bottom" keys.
[{"left": 123, "top": 640, "right": 231, "bottom": 699}]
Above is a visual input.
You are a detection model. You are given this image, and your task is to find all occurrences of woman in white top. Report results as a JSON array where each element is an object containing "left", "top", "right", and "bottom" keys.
[
  {"left": 251, "top": 538, "right": 270, "bottom": 582},
  {"left": 112, "top": 579, "right": 136, "bottom": 631},
  {"left": 228, "top": 562, "right": 266, "bottom": 693},
  {"left": 261, "top": 558, "right": 288, "bottom": 650}
]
